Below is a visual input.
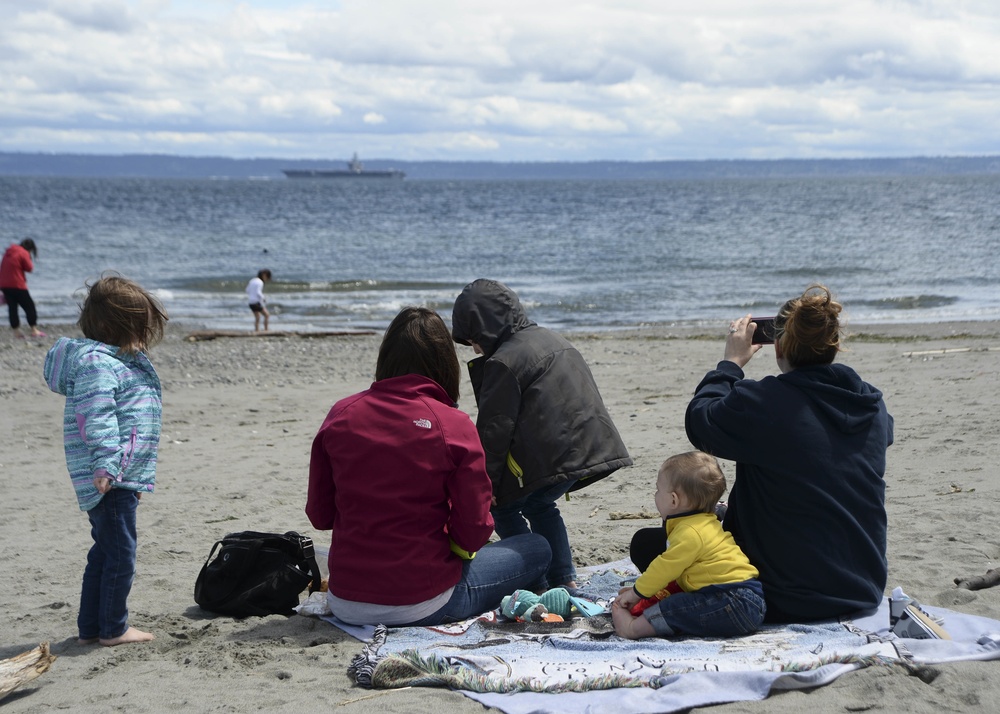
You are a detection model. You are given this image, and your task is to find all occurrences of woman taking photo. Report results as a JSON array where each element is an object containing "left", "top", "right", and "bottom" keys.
[
  {"left": 307, "top": 307, "right": 551, "bottom": 626},
  {"left": 634, "top": 285, "right": 893, "bottom": 623}
]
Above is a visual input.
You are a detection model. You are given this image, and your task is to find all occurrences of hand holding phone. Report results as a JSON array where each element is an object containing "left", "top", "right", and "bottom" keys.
[{"left": 751, "top": 317, "right": 775, "bottom": 345}]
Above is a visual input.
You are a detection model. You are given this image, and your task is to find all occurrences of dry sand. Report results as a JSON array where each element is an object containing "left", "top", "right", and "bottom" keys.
[{"left": 1, "top": 320, "right": 998, "bottom": 713}]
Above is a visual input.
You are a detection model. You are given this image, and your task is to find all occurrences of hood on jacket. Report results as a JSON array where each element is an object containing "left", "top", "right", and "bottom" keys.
[
  {"left": 44, "top": 337, "right": 119, "bottom": 395},
  {"left": 452, "top": 279, "right": 536, "bottom": 357},
  {"left": 782, "top": 363, "right": 886, "bottom": 435}
]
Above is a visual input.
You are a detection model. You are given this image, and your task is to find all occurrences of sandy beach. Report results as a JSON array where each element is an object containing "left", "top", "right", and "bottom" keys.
[{"left": 1, "top": 319, "right": 998, "bottom": 713}]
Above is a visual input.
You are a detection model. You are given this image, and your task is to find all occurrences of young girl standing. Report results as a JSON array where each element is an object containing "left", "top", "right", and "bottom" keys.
[{"left": 44, "top": 274, "right": 168, "bottom": 646}]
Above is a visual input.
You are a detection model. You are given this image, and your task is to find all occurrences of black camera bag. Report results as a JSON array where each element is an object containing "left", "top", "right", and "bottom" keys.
[{"left": 194, "top": 530, "right": 323, "bottom": 617}]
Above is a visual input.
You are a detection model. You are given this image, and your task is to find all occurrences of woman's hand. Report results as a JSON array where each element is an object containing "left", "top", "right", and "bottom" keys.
[{"left": 724, "top": 314, "right": 763, "bottom": 368}]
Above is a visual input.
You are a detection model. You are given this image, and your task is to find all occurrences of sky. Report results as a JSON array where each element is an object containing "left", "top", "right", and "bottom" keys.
[{"left": 2, "top": 0, "right": 999, "bottom": 162}]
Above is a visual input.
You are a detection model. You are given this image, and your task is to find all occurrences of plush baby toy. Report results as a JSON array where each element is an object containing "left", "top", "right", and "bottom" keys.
[
  {"left": 500, "top": 587, "right": 608, "bottom": 622},
  {"left": 501, "top": 588, "right": 573, "bottom": 622}
]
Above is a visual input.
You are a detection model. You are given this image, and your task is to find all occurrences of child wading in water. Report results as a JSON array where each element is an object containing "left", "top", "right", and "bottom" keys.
[
  {"left": 612, "top": 451, "right": 766, "bottom": 639},
  {"left": 44, "top": 275, "right": 168, "bottom": 646},
  {"left": 246, "top": 269, "right": 271, "bottom": 331}
]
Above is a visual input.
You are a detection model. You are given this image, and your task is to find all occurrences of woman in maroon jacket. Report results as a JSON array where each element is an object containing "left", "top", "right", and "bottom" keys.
[
  {"left": 307, "top": 306, "right": 551, "bottom": 626},
  {"left": 0, "top": 238, "right": 45, "bottom": 338}
]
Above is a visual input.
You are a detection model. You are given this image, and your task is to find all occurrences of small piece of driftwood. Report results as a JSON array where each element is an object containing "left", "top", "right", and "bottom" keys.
[
  {"left": 0, "top": 642, "right": 56, "bottom": 702},
  {"left": 902, "top": 347, "right": 1000, "bottom": 358},
  {"left": 185, "top": 330, "right": 377, "bottom": 342},
  {"left": 954, "top": 568, "right": 1000, "bottom": 591},
  {"left": 609, "top": 510, "right": 660, "bottom": 520}
]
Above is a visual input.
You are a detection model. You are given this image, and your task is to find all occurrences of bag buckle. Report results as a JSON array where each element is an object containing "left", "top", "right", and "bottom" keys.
[{"left": 299, "top": 535, "right": 315, "bottom": 560}]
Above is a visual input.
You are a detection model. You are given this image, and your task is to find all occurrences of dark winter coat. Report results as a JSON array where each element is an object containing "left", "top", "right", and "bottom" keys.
[{"left": 452, "top": 279, "right": 632, "bottom": 507}]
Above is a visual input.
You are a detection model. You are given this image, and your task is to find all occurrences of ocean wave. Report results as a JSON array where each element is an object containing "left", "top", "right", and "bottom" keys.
[{"left": 855, "top": 294, "right": 960, "bottom": 311}]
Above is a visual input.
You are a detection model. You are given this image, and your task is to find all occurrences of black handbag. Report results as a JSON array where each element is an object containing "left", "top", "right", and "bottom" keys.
[{"left": 194, "top": 530, "right": 324, "bottom": 617}]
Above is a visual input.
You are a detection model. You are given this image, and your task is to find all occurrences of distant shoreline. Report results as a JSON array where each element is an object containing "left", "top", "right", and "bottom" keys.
[{"left": 2, "top": 152, "right": 999, "bottom": 180}]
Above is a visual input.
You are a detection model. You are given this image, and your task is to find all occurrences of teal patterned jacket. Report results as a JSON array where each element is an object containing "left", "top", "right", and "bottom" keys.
[{"left": 44, "top": 337, "right": 162, "bottom": 511}]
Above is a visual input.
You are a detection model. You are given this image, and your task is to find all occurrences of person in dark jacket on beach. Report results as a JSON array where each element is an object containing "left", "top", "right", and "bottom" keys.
[
  {"left": 631, "top": 284, "right": 893, "bottom": 623},
  {"left": 452, "top": 279, "right": 632, "bottom": 590}
]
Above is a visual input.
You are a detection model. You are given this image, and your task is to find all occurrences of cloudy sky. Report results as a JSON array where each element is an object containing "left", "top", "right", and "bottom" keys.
[{"left": 2, "top": 0, "right": 998, "bottom": 161}]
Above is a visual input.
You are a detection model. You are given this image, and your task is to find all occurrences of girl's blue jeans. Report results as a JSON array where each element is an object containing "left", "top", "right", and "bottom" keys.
[
  {"left": 78, "top": 489, "right": 139, "bottom": 640},
  {"left": 408, "top": 534, "right": 551, "bottom": 626},
  {"left": 645, "top": 583, "right": 767, "bottom": 638},
  {"left": 491, "top": 480, "right": 577, "bottom": 588}
]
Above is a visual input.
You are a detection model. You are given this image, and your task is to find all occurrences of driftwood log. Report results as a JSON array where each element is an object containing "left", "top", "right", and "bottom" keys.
[
  {"left": 0, "top": 642, "right": 56, "bottom": 702},
  {"left": 608, "top": 510, "right": 661, "bottom": 520},
  {"left": 185, "top": 330, "right": 377, "bottom": 342},
  {"left": 954, "top": 568, "right": 1000, "bottom": 591}
]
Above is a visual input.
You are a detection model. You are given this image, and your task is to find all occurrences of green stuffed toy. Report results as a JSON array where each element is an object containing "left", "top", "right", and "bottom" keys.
[{"left": 500, "top": 588, "right": 605, "bottom": 622}]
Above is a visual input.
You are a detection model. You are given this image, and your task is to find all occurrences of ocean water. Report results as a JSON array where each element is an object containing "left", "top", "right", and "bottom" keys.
[{"left": 2, "top": 174, "right": 999, "bottom": 333}]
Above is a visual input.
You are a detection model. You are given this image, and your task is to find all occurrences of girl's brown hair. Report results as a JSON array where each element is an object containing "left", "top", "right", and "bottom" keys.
[
  {"left": 661, "top": 451, "right": 726, "bottom": 513},
  {"left": 376, "top": 306, "right": 461, "bottom": 403},
  {"left": 774, "top": 284, "right": 841, "bottom": 368},
  {"left": 78, "top": 273, "right": 168, "bottom": 355}
]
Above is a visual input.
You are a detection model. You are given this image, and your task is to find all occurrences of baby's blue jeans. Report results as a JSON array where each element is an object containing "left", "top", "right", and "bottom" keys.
[{"left": 645, "top": 582, "right": 766, "bottom": 638}]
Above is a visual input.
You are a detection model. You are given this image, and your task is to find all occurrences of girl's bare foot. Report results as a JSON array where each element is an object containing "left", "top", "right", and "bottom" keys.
[
  {"left": 78, "top": 637, "right": 99, "bottom": 645},
  {"left": 100, "top": 626, "right": 155, "bottom": 646}
]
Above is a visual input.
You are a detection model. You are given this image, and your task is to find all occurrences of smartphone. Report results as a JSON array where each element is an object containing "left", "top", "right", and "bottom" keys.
[{"left": 751, "top": 317, "right": 776, "bottom": 345}]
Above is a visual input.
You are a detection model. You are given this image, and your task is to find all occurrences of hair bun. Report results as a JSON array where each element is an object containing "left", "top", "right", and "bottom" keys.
[{"left": 778, "top": 284, "right": 841, "bottom": 367}]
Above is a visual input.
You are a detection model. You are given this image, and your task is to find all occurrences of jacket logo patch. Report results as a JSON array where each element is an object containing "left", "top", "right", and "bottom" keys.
[{"left": 413, "top": 418, "right": 432, "bottom": 429}]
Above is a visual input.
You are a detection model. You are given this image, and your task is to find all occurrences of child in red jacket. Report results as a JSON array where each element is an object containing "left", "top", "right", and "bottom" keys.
[{"left": 0, "top": 238, "right": 45, "bottom": 338}]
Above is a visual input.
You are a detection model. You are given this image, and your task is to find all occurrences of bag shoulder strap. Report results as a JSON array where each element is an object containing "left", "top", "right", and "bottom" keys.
[{"left": 285, "top": 531, "right": 324, "bottom": 594}]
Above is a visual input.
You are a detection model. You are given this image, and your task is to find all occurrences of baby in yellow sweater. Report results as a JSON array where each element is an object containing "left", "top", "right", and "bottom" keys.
[{"left": 613, "top": 451, "right": 766, "bottom": 639}]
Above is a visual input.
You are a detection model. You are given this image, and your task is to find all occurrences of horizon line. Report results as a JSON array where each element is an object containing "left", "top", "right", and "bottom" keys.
[{"left": 2, "top": 150, "right": 1000, "bottom": 164}]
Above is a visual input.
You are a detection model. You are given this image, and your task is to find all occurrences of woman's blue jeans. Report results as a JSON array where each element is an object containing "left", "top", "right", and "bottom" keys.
[
  {"left": 491, "top": 480, "right": 577, "bottom": 588},
  {"left": 408, "top": 534, "right": 551, "bottom": 626},
  {"left": 78, "top": 489, "right": 139, "bottom": 640}
]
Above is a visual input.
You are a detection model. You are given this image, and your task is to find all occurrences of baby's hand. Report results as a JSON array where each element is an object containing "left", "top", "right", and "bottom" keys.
[
  {"left": 614, "top": 586, "right": 640, "bottom": 611},
  {"left": 93, "top": 476, "right": 112, "bottom": 494}
]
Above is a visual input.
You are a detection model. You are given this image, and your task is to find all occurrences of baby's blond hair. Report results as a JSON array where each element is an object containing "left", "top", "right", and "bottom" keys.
[{"left": 659, "top": 451, "right": 726, "bottom": 513}]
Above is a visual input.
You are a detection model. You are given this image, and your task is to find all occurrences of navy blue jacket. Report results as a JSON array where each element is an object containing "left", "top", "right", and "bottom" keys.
[{"left": 685, "top": 359, "right": 893, "bottom": 622}]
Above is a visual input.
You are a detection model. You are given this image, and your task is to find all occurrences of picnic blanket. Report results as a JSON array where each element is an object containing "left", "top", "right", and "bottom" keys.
[{"left": 318, "top": 560, "right": 1000, "bottom": 714}]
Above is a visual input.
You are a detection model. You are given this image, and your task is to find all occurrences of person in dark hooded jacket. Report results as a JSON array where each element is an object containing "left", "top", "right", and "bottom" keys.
[
  {"left": 452, "top": 279, "right": 632, "bottom": 589},
  {"left": 632, "top": 284, "right": 893, "bottom": 623}
]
